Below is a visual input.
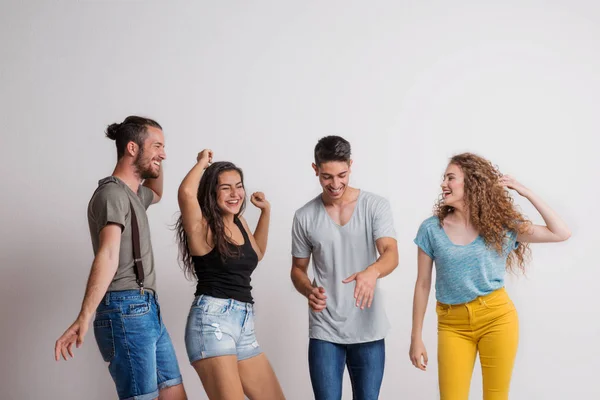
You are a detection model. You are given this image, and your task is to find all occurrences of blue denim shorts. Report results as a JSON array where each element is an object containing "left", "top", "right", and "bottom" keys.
[
  {"left": 94, "top": 290, "right": 183, "bottom": 400},
  {"left": 185, "top": 295, "right": 262, "bottom": 363}
]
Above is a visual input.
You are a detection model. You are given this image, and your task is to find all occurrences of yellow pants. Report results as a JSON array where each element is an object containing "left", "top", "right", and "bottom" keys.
[{"left": 437, "top": 288, "right": 519, "bottom": 400}]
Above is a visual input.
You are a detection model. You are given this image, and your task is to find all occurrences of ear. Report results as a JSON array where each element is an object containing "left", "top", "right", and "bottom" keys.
[
  {"left": 348, "top": 159, "right": 353, "bottom": 172},
  {"left": 312, "top": 163, "right": 319, "bottom": 176},
  {"left": 126, "top": 141, "right": 138, "bottom": 157}
]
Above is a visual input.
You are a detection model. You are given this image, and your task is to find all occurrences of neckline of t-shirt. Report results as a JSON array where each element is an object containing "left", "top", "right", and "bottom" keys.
[
  {"left": 437, "top": 217, "right": 481, "bottom": 247},
  {"left": 319, "top": 189, "right": 363, "bottom": 228},
  {"left": 111, "top": 176, "right": 144, "bottom": 202}
]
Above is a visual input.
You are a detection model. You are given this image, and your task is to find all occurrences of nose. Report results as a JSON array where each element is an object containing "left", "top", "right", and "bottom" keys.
[{"left": 159, "top": 148, "right": 166, "bottom": 160}]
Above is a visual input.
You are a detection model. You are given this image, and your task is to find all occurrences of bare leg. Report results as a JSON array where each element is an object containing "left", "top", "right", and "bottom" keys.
[
  {"left": 158, "top": 383, "right": 187, "bottom": 400},
  {"left": 238, "top": 354, "right": 285, "bottom": 400},
  {"left": 193, "top": 355, "right": 245, "bottom": 400}
]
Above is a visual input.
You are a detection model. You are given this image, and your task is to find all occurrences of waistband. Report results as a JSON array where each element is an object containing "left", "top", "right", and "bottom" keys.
[
  {"left": 437, "top": 287, "right": 508, "bottom": 308},
  {"left": 194, "top": 294, "right": 253, "bottom": 311},
  {"left": 104, "top": 289, "right": 157, "bottom": 305}
]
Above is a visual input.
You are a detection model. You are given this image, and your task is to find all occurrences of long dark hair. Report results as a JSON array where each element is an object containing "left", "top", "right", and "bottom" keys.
[{"left": 175, "top": 161, "right": 246, "bottom": 279}]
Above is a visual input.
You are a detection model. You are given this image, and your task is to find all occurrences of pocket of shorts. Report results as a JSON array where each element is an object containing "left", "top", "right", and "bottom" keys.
[
  {"left": 123, "top": 303, "right": 151, "bottom": 317},
  {"left": 93, "top": 319, "right": 115, "bottom": 362},
  {"left": 196, "top": 300, "right": 230, "bottom": 316}
]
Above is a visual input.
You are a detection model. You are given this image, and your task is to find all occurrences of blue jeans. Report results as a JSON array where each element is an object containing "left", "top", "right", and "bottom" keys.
[
  {"left": 185, "top": 295, "right": 262, "bottom": 363},
  {"left": 309, "top": 338, "right": 385, "bottom": 400},
  {"left": 94, "top": 290, "right": 183, "bottom": 400}
]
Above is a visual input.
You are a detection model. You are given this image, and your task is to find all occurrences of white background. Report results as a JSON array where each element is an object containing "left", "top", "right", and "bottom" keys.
[{"left": 1, "top": 1, "right": 598, "bottom": 399}]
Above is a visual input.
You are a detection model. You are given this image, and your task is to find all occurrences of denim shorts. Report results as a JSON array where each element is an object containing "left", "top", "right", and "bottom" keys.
[
  {"left": 94, "top": 290, "right": 183, "bottom": 400},
  {"left": 185, "top": 294, "right": 262, "bottom": 363}
]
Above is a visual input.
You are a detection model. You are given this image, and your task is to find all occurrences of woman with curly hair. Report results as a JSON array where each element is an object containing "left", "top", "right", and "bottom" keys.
[{"left": 409, "top": 153, "right": 570, "bottom": 400}]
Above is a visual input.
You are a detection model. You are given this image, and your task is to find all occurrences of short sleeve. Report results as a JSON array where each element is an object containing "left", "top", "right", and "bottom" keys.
[
  {"left": 372, "top": 198, "right": 396, "bottom": 241},
  {"left": 90, "top": 185, "right": 129, "bottom": 233},
  {"left": 291, "top": 212, "right": 312, "bottom": 258},
  {"left": 506, "top": 229, "right": 519, "bottom": 251},
  {"left": 414, "top": 219, "right": 435, "bottom": 259},
  {"left": 138, "top": 185, "right": 154, "bottom": 209}
]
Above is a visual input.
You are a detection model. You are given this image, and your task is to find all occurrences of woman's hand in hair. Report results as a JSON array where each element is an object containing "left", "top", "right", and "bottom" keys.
[
  {"left": 499, "top": 175, "right": 529, "bottom": 197},
  {"left": 196, "top": 149, "right": 213, "bottom": 166},
  {"left": 251, "top": 192, "right": 270, "bottom": 210}
]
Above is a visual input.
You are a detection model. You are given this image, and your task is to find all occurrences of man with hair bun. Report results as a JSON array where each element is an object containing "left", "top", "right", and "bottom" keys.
[{"left": 54, "top": 116, "right": 187, "bottom": 400}]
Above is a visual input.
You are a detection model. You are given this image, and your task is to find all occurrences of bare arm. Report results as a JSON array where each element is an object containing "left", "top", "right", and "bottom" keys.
[
  {"left": 291, "top": 257, "right": 313, "bottom": 297},
  {"left": 178, "top": 150, "right": 212, "bottom": 234},
  {"left": 291, "top": 256, "right": 327, "bottom": 312},
  {"left": 500, "top": 176, "right": 571, "bottom": 243},
  {"left": 252, "top": 208, "right": 270, "bottom": 257},
  {"left": 409, "top": 248, "right": 434, "bottom": 371},
  {"left": 411, "top": 248, "right": 433, "bottom": 341},
  {"left": 370, "top": 237, "right": 399, "bottom": 278},
  {"left": 143, "top": 165, "right": 164, "bottom": 204},
  {"left": 249, "top": 192, "right": 270, "bottom": 260},
  {"left": 54, "top": 224, "right": 122, "bottom": 361}
]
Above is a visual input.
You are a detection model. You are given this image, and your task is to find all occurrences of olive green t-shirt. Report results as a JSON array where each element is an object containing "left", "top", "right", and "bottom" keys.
[{"left": 87, "top": 176, "right": 156, "bottom": 293}]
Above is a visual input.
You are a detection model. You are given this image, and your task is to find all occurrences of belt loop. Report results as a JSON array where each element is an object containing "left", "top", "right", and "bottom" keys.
[
  {"left": 104, "top": 292, "right": 110, "bottom": 305},
  {"left": 228, "top": 298, "right": 234, "bottom": 311},
  {"left": 196, "top": 294, "right": 203, "bottom": 306}
]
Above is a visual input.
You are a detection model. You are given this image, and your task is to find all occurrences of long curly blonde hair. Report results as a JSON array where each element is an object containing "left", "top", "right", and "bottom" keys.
[{"left": 434, "top": 153, "right": 531, "bottom": 273}]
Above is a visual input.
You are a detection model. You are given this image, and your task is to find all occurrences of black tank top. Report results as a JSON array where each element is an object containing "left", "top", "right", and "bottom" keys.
[{"left": 192, "top": 217, "right": 258, "bottom": 303}]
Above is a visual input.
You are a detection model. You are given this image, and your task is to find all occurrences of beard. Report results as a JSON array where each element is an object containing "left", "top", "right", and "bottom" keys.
[{"left": 133, "top": 146, "right": 159, "bottom": 180}]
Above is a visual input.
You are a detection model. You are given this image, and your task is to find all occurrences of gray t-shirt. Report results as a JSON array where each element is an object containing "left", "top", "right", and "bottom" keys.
[
  {"left": 292, "top": 190, "right": 396, "bottom": 344},
  {"left": 87, "top": 176, "right": 156, "bottom": 293}
]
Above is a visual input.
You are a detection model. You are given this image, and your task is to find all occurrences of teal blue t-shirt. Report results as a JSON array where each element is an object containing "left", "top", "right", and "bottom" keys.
[{"left": 414, "top": 216, "right": 518, "bottom": 305}]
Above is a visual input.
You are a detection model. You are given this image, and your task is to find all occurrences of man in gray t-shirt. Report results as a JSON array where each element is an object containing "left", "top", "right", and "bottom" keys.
[
  {"left": 55, "top": 116, "right": 186, "bottom": 400},
  {"left": 291, "top": 136, "right": 399, "bottom": 400}
]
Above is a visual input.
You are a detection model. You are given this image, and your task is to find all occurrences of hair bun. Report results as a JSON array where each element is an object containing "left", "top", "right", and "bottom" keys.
[{"left": 105, "top": 123, "right": 121, "bottom": 140}]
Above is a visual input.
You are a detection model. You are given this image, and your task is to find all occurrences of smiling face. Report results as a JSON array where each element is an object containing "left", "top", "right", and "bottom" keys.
[
  {"left": 313, "top": 160, "right": 352, "bottom": 201},
  {"left": 133, "top": 126, "right": 166, "bottom": 179},
  {"left": 441, "top": 163, "right": 465, "bottom": 209},
  {"left": 216, "top": 170, "right": 245, "bottom": 216}
]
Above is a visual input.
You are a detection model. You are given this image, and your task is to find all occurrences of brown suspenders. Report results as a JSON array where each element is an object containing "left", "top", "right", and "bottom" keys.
[{"left": 129, "top": 200, "right": 145, "bottom": 295}]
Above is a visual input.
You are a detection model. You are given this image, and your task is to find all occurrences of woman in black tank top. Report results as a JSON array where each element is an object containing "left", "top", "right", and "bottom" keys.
[{"left": 176, "top": 149, "right": 285, "bottom": 400}]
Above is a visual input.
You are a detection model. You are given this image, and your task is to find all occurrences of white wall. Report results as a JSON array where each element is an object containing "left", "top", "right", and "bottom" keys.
[{"left": 1, "top": 1, "right": 598, "bottom": 399}]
